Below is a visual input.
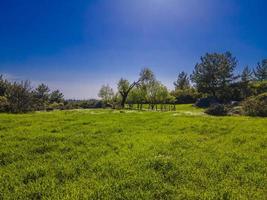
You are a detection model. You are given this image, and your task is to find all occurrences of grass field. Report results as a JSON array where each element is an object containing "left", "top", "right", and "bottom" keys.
[{"left": 0, "top": 105, "right": 267, "bottom": 199}]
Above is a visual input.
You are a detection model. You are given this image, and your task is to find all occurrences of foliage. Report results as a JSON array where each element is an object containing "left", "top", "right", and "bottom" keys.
[
  {"left": 32, "top": 83, "right": 50, "bottom": 110},
  {"left": 0, "top": 75, "right": 65, "bottom": 113},
  {"left": 64, "top": 99, "right": 103, "bottom": 109},
  {"left": 254, "top": 59, "right": 267, "bottom": 81},
  {"left": 249, "top": 80, "right": 267, "bottom": 95},
  {"left": 0, "top": 108, "right": 267, "bottom": 199},
  {"left": 205, "top": 104, "right": 228, "bottom": 116},
  {"left": 195, "top": 97, "right": 219, "bottom": 108},
  {"left": 47, "top": 102, "right": 64, "bottom": 111},
  {"left": 0, "top": 96, "right": 9, "bottom": 112},
  {"left": 5, "top": 81, "right": 33, "bottom": 113},
  {"left": 173, "top": 71, "right": 190, "bottom": 90},
  {"left": 241, "top": 93, "right": 267, "bottom": 117},
  {"left": 191, "top": 52, "right": 237, "bottom": 101},
  {"left": 117, "top": 68, "right": 155, "bottom": 108},
  {"left": 50, "top": 90, "right": 64, "bottom": 104},
  {"left": 0, "top": 75, "right": 9, "bottom": 96},
  {"left": 98, "top": 84, "right": 114, "bottom": 106},
  {"left": 240, "top": 66, "right": 253, "bottom": 98},
  {"left": 171, "top": 88, "right": 201, "bottom": 104}
]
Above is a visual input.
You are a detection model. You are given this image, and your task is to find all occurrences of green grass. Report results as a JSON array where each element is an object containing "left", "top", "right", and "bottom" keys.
[{"left": 0, "top": 105, "right": 267, "bottom": 199}]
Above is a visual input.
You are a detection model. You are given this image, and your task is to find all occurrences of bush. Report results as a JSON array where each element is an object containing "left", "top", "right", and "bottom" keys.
[
  {"left": 171, "top": 89, "right": 201, "bottom": 104},
  {"left": 0, "top": 96, "right": 9, "bottom": 112},
  {"left": 6, "top": 81, "right": 33, "bottom": 113},
  {"left": 195, "top": 97, "right": 219, "bottom": 108},
  {"left": 47, "top": 102, "right": 64, "bottom": 111},
  {"left": 249, "top": 81, "right": 267, "bottom": 95},
  {"left": 205, "top": 104, "right": 228, "bottom": 116},
  {"left": 242, "top": 93, "right": 267, "bottom": 117},
  {"left": 228, "top": 106, "right": 242, "bottom": 115}
]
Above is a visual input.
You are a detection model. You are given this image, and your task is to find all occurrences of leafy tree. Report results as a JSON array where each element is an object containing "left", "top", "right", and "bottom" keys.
[
  {"left": 110, "top": 92, "right": 121, "bottom": 109},
  {"left": 0, "top": 75, "right": 9, "bottom": 96},
  {"left": 191, "top": 52, "right": 237, "bottom": 101},
  {"left": 0, "top": 96, "right": 9, "bottom": 112},
  {"left": 6, "top": 81, "right": 33, "bottom": 113},
  {"left": 118, "top": 68, "right": 154, "bottom": 108},
  {"left": 170, "top": 88, "right": 201, "bottom": 104},
  {"left": 33, "top": 83, "right": 50, "bottom": 110},
  {"left": 127, "top": 88, "right": 140, "bottom": 108},
  {"left": 156, "top": 84, "right": 169, "bottom": 110},
  {"left": 174, "top": 71, "right": 190, "bottom": 90},
  {"left": 127, "top": 86, "right": 147, "bottom": 110},
  {"left": 98, "top": 84, "right": 114, "bottom": 106},
  {"left": 146, "top": 80, "right": 161, "bottom": 110},
  {"left": 240, "top": 66, "right": 253, "bottom": 98},
  {"left": 254, "top": 59, "right": 267, "bottom": 81},
  {"left": 241, "top": 66, "right": 253, "bottom": 83},
  {"left": 50, "top": 90, "right": 64, "bottom": 103}
]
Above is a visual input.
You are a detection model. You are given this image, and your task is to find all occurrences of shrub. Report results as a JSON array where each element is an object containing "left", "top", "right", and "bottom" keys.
[
  {"left": 228, "top": 106, "right": 242, "bottom": 116},
  {"left": 205, "top": 104, "right": 228, "bottom": 116},
  {"left": 0, "top": 96, "right": 9, "bottom": 112},
  {"left": 47, "top": 102, "right": 64, "bottom": 111},
  {"left": 241, "top": 93, "right": 267, "bottom": 117},
  {"left": 5, "top": 81, "right": 33, "bottom": 113},
  {"left": 195, "top": 97, "right": 219, "bottom": 108},
  {"left": 251, "top": 81, "right": 267, "bottom": 95},
  {"left": 171, "top": 89, "right": 201, "bottom": 104}
]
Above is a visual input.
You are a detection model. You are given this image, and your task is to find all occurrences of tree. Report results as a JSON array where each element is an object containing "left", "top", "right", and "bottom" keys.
[
  {"left": 174, "top": 71, "right": 190, "bottom": 90},
  {"left": 33, "top": 84, "right": 50, "bottom": 110},
  {"left": 254, "top": 59, "right": 267, "bottom": 81},
  {"left": 146, "top": 80, "right": 161, "bottom": 110},
  {"left": 170, "top": 88, "right": 201, "bottom": 104},
  {"left": 118, "top": 68, "right": 154, "bottom": 108},
  {"left": 156, "top": 84, "right": 169, "bottom": 110},
  {"left": 6, "top": 81, "right": 33, "bottom": 113},
  {"left": 127, "top": 85, "right": 147, "bottom": 110},
  {"left": 127, "top": 87, "right": 140, "bottom": 108},
  {"left": 0, "top": 96, "right": 9, "bottom": 112},
  {"left": 50, "top": 90, "right": 64, "bottom": 103},
  {"left": 241, "top": 66, "right": 253, "bottom": 83},
  {"left": 98, "top": 84, "right": 114, "bottom": 106},
  {"left": 0, "top": 75, "right": 9, "bottom": 96},
  {"left": 240, "top": 66, "right": 253, "bottom": 98},
  {"left": 191, "top": 52, "right": 237, "bottom": 101}
]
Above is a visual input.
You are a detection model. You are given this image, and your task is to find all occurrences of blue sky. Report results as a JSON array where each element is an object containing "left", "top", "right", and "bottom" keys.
[{"left": 0, "top": 0, "right": 267, "bottom": 99}]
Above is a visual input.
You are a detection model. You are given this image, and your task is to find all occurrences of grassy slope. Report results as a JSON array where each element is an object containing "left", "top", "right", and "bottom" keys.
[{"left": 0, "top": 105, "right": 267, "bottom": 199}]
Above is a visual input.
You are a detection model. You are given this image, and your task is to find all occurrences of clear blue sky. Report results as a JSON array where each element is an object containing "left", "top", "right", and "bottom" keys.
[{"left": 0, "top": 0, "right": 266, "bottom": 99}]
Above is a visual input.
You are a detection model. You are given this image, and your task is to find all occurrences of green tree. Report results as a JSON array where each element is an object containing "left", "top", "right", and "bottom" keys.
[
  {"left": 254, "top": 59, "right": 267, "bottom": 81},
  {"left": 146, "top": 80, "right": 161, "bottom": 110},
  {"left": 0, "top": 96, "right": 9, "bottom": 112},
  {"left": 98, "top": 84, "right": 114, "bottom": 106},
  {"left": 0, "top": 75, "right": 9, "bottom": 96},
  {"left": 174, "top": 71, "right": 190, "bottom": 90},
  {"left": 240, "top": 66, "right": 253, "bottom": 98},
  {"left": 118, "top": 68, "right": 154, "bottom": 108},
  {"left": 191, "top": 52, "right": 237, "bottom": 101},
  {"left": 6, "top": 81, "right": 33, "bottom": 113},
  {"left": 33, "top": 83, "right": 50, "bottom": 110},
  {"left": 156, "top": 84, "right": 169, "bottom": 110},
  {"left": 50, "top": 90, "right": 64, "bottom": 103}
]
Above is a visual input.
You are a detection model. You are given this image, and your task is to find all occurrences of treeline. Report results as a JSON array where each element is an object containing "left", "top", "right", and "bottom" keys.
[
  {"left": 0, "top": 76, "right": 106, "bottom": 113},
  {"left": 1, "top": 51, "right": 266, "bottom": 116},
  {"left": 0, "top": 77, "right": 64, "bottom": 113},
  {"left": 99, "top": 52, "right": 267, "bottom": 116}
]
